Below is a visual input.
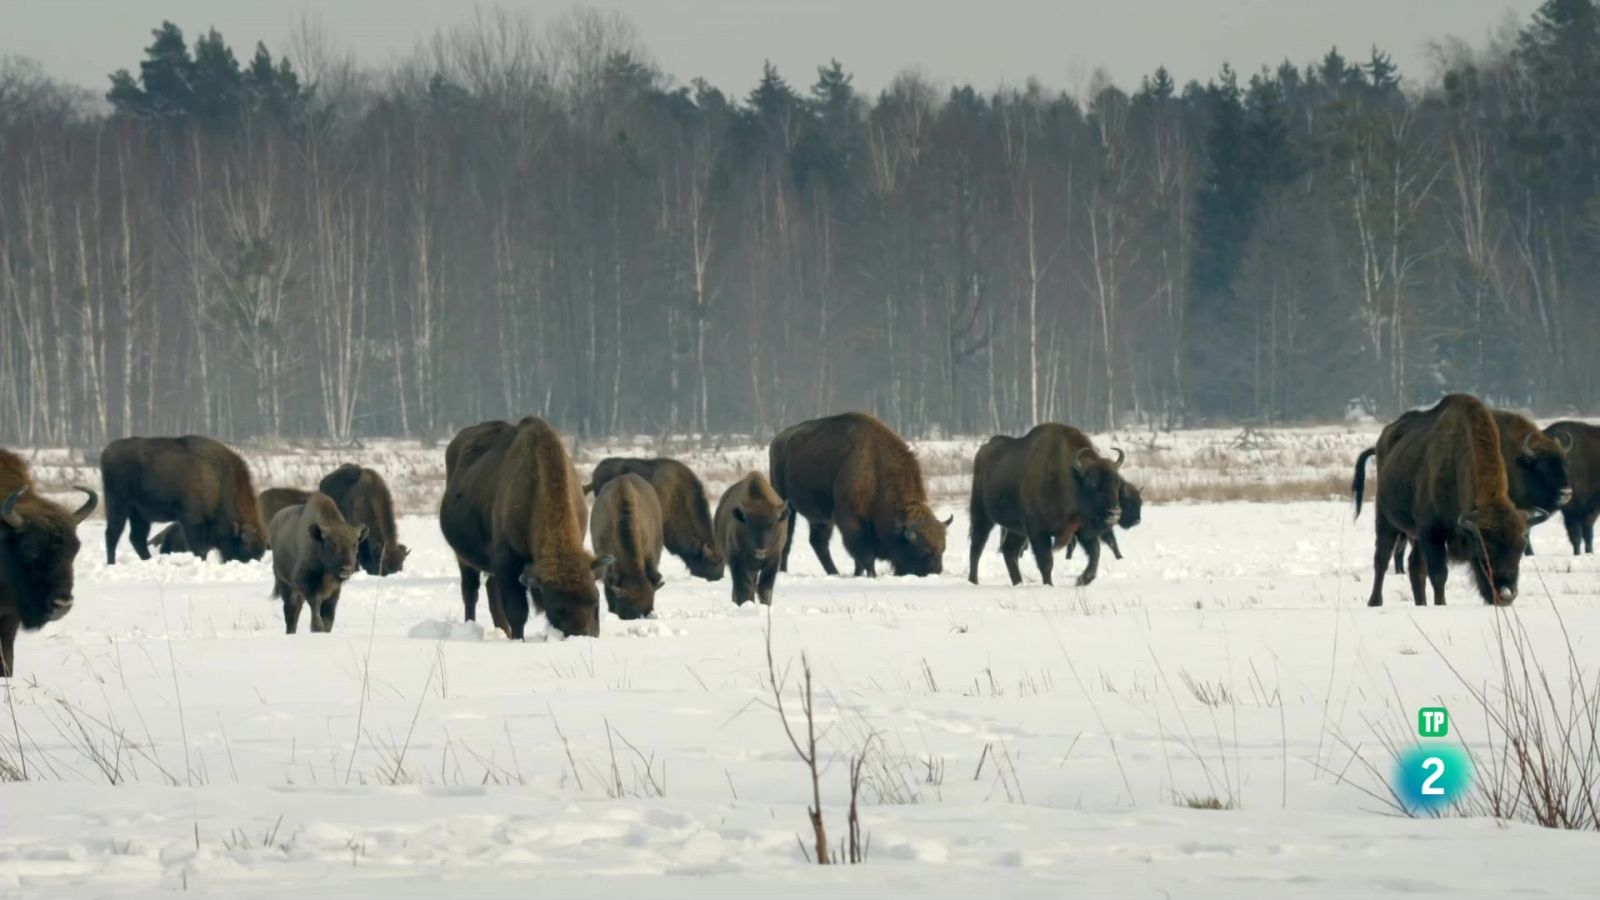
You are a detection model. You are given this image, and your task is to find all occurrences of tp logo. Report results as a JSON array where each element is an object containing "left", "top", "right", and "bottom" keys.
[{"left": 1393, "top": 707, "right": 1470, "bottom": 814}]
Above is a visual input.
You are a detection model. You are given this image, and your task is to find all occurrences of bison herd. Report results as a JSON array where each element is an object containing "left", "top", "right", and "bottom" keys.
[{"left": 2, "top": 398, "right": 1599, "bottom": 676}]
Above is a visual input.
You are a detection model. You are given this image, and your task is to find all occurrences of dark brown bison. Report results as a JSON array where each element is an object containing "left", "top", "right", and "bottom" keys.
[
  {"left": 1353, "top": 394, "right": 1543, "bottom": 606},
  {"left": 769, "top": 413, "right": 949, "bottom": 577},
  {"left": 1066, "top": 480, "right": 1143, "bottom": 561},
  {"left": 1389, "top": 409, "right": 1570, "bottom": 571},
  {"left": 585, "top": 458, "right": 724, "bottom": 580},
  {"left": 714, "top": 472, "right": 790, "bottom": 606},
  {"left": 589, "top": 474, "right": 665, "bottom": 620},
  {"left": 1, "top": 450, "right": 96, "bottom": 677},
  {"left": 149, "top": 486, "right": 311, "bottom": 557},
  {"left": 100, "top": 436, "right": 267, "bottom": 565},
  {"left": 440, "top": 418, "right": 613, "bottom": 639},
  {"left": 269, "top": 493, "right": 367, "bottom": 634},
  {"left": 1544, "top": 420, "right": 1600, "bottom": 555},
  {"left": 318, "top": 465, "right": 409, "bottom": 576},
  {"left": 968, "top": 424, "right": 1126, "bottom": 588}
]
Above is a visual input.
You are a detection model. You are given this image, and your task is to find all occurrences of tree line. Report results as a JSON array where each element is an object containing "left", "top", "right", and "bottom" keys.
[{"left": 2, "top": 1, "right": 1598, "bottom": 449}]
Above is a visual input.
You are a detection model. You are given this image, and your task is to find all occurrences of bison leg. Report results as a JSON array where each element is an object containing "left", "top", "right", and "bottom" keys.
[
  {"left": 999, "top": 530, "right": 1026, "bottom": 586},
  {"left": 729, "top": 561, "right": 756, "bottom": 606},
  {"left": 320, "top": 592, "right": 340, "bottom": 633},
  {"left": 493, "top": 562, "right": 529, "bottom": 640},
  {"left": 838, "top": 518, "right": 876, "bottom": 577},
  {"left": 1029, "top": 533, "right": 1056, "bottom": 586},
  {"left": 757, "top": 560, "right": 779, "bottom": 605},
  {"left": 457, "top": 562, "right": 481, "bottom": 622},
  {"left": 779, "top": 504, "right": 800, "bottom": 573},
  {"left": 127, "top": 512, "right": 154, "bottom": 561},
  {"left": 484, "top": 576, "right": 510, "bottom": 636},
  {"left": 807, "top": 518, "right": 841, "bottom": 576},
  {"left": 967, "top": 508, "right": 994, "bottom": 585},
  {"left": 1104, "top": 531, "right": 1123, "bottom": 561},
  {"left": 1419, "top": 537, "right": 1450, "bottom": 606},
  {"left": 1367, "top": 519, "right": 1402, "bottom": 607},
  {"left": 1406, "top": 542, "right": 1428, "bottom": 607},
  {"left": 281, "top": 584, "right": 305, "bottom": 634},
  {"left": 0, "top": 614, "right": 18, "bottom": 678},
  {"left": 1073, "top": 535, "right": 1103, "bottom": 587},
  {"left": 306, "top": 590, "right": 329, "bottom": 633},
  {"left": 104, "top": 502, "right": 128, "bottom": 565},
  {"left": 1063, "top": 536, "right": 1077, "bottom": 560},
  {"left": 1392, "top": 536, "right": 1407, "bottom": 574},
  {"left": 1584, "top": 510, "right": 1597, "bottom": 555},
  {"left": 1562, "top": 510, "right": 1583, "bottom": 555}
]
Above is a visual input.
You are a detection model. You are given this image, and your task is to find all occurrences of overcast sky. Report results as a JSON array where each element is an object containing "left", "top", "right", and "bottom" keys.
[{"left": 4, "top": 0, "right": 1540, "bottom": 97}]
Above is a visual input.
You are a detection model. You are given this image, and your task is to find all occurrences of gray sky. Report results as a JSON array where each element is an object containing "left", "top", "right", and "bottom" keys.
[{"left": 4, "top": 0, "right": 1539, "bottom": 97}]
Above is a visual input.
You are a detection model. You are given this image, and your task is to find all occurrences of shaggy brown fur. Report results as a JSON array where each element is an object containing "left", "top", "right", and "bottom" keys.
[
  {"left": 439, "top": 418, "right": 612, "bottom": 638},
  {"left": 968, "top": 424, "right": 1127, "bottom": 588},
  {"left": 150, "top": 486, "right": 311, "bottom": 556},
  {"left": 1545, "top": 420, "right": 1600, "bottom": 555},
  {"left": 1353, "top": 394, "right": 1534, "bottom": 606},
  {"left": 1066, "top": 480, "right": 1143, "bottom": 561},
  {"left": 769, "top": 412, "right": 949, "bottom": 577},
  {"left": 100, "top": 436, "right": 267, "bottom": 564},
  {"left": 714, "top": 472, "right": 789, "bottom": 606},
  {"left": 585, "top": 458, "right": 724, "bottom": 580},
  {"left": 269, "top": 493, "right": 366, "bottom": 634},
  {"left": 590, "top": 473, "right": 665, "bottom": 620},
  {"left": 318, "top": 465, "right": 409, "bottom": 575},
  {"left": 1, "top": 450, "right": 96, "bottom": 677}
]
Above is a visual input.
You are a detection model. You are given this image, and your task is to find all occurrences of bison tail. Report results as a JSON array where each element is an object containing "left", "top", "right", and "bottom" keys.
[{"left": 1352, "top": 447, "right": 1377, "bottom": 519}]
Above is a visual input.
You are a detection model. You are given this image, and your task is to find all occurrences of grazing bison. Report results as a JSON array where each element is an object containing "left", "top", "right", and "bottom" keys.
[
  {"left": 1066, "top": 480, "right": 1144, "bottom": 561},
  {"left": 439, "top": 418, "right": 613, "bottom": 639},
  {"left": 1544, "top": 421, "right": 1600, "bottom": 555},
  {"left": 589, "top": 474, "right": 665, "bottom": 620},
  {"left": 100, "top": 436, "right": 267, "bottom": 565},
  {"left": 1, "top": 450, "right": 96, "bottom": 677},
  {"left": 1353, "top": 394, "right": 1543, "bottom": 606},
  {"left": 269, "top": 493, "right": 367, "bottom": 634},
  {"left": 149, "top": 485, "right": 311, "bottom": 557},
  {"left": 769, "top": 412, "right": 949, "bottom": 577},
  {"left": 968, "top": 424, "right": 1126, "bottom": 588},
  {"left": 714, "top": 472, "right": 790, "bottom": 606},
  {"left": 585, "top": 458, "right": 724, "bottom": 580},
  {"left": 318, "top": 465, "right": 409, "bottom": 575},
  {"left": 1389, "top": 409, "right": 1570, "bottom": 571}
]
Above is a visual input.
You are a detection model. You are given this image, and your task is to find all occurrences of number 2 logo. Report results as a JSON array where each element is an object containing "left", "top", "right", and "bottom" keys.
[{"left": 1421, "top": 756, "right": 1445, "bottom": 796}]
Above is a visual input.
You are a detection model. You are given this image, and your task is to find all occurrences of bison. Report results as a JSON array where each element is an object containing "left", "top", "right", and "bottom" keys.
[
  {"left": 149, "top": 486, "right": 312, "bottom": 557},
  {"left": 1066, "top": 480, "right": 1143, "bottom": 561},
  {"left": 1544, "top": 420, "right": 1599, "bottom": 555},
  {"left": 590, "top": 473, "right": 665, "bottom": 620},
  {"left": 100, "top": 436, "right": 267, "bottom": 565},
  {"left": 769, "top": 412, "right": 949, "bottom": 577},
  {"left": 968, "top": 424, "right": 1126, "bottom": 588},
  {"left": 1389, "top": 408, "right": 1569, "bottom": 571},
  {"left": 585, "top": 458, "right": 724, "bottom": 580},
  {"left": 714, "top": 472, "right": 790, "bottom": 606},
  {"left": 1, "top": 450, "right": 96, "bottom": 677},
  {"left": 439, "top": 418, "right": 613, "bottom": 639},
  {"left": 1353, "top": 394, "right": 1542, "bottom": 606},
  {"left": 269, "top": 493, "right": 367, "bottom": 634},
  {"left": 318, "top": 465, "right": 409, "bottom": 575}
]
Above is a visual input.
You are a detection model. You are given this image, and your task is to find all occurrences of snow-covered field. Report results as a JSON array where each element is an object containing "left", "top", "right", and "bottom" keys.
[{"left": 5, "top": 470, "right": 1600, "bottom": 897}]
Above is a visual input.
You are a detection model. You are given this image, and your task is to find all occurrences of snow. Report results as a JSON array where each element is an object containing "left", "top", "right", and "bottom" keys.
[{"left": 5, "top": 441, "right": 1600, "bottom": 897}]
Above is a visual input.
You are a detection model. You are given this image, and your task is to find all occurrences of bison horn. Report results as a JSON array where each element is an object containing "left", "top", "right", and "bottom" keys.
[
  {"left": 1457, "top": 511, "right": 1481, "bottom": 537},
  {"left": 1526, "top": 507, "right": 1552, "bottom": 526},
  {"left": 1112, "top": 447, "right": 1126, "bottom": 469},
  {"left": 1073, "top": 448, "right": 1093, "bottom": 473},
  {"left": 1521, "top": 432, "right": 1537, "bottom": 457},
  {"left": 1554, "top": 430, "right": 1574, "bottom": 453},
  {"left": 1, "top": 484, "right": 27, "bottom": 529},
  {"left": 71, "top": 486, "right": 98, "bottom": 524},
  {"left": 591, "top": 554, "right": 616, "bottom": 578},
  {"left": 941, "top": 514, "right": 954, "bottom": 528}
]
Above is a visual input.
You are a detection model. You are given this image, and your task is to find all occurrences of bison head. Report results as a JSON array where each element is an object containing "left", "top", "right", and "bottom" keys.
[
  {"left": 221, "top": 519, "right": 269, "bottom": 563},
  {"left": 889, "top": 504, "right": 950, "bottom": 577},
  {"left": 1513, "top": 432, "right": 1573, "bottom": 511},
  {"left": 683, "top": 540, "right": 726, "bottom": 581},
  {"left": 733, "top": 501, "right": 789, "bottom": 564},
  {"left": 1456, "top": 501, "right": 1538, "bottom": 605},
  {"left": 1118, "top": 481, "right": 1144, "bottom": 530},
  {"left": 1073, "top": 447, "right": 1127, "bottom": 531},
  {"left": 602, "top": 566, "right": 662, "bottom": 621},
  {"left": 521, "top": 555, "right": 613, "bottom": 638},
  {"left": 1, "top": 485, "right": 96, "bottom": 630},
  {"left": 376, "top": 542, "right": 410, "bottom": 576},
  {"left": 310, "top": 519, "right": 367, "bottom": 583}
]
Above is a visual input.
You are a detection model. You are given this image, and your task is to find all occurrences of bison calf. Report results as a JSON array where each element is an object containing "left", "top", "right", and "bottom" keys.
[
  {"left": 590, "top": 474, "right": 665, "bottom": 619},
  {"left": 1, "top": 450, "right": 96, "bottom": 677},
  {"left": 270, "top": 493, "right": 367, "bottom": 634},
  {"left": 715, "top": 472, "right": 790, "bottom": 606}
]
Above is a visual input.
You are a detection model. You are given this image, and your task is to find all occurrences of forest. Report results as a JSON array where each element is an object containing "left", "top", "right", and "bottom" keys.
[{"left": 1, "top": 0, "right": 1598, "bottom": 447}]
